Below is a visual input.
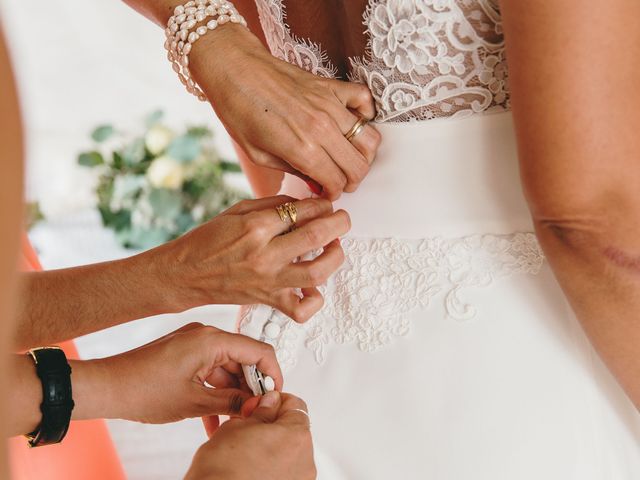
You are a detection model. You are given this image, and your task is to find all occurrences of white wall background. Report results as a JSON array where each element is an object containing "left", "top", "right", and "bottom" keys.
[{"left": 1, "top": 2, "right": 242, "bottom": 478}]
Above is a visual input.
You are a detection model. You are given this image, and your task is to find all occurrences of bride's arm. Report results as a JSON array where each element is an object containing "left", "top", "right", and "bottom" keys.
[{"left": 501, "top": 0, "right": 640, "bottom": 408}]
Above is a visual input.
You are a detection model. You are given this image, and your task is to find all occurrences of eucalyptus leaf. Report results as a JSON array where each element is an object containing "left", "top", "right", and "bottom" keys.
[
  {"left": 112, "top": 151, "right": 124, "bottom": 170},
  {"left": 167, "top": 135, "right": 201, "bottom": 162},
  {"left": 98, "top": 207, "right": 131, "bottom": 232},
  {"left": 121, "top": 226, "right": 171, "bottom": 250},
  {"left": 78, "top": 151, "right": 104, "bottom": 167},
  {"left": 175, "top": 212, "right": 196, "bottom": 232},
  {"left": 122, "top": 138, "right": 146, "bottom": 166},
  {"left": 91, "top": 125, "right": 115, "bottom": 143},
  {"left": 112, "top": 174, "right": 145, "bottom": 204},
  {"left": 186, "top": 126, "right": 212, "bottom": 139},
  {"left": 145, "top": 110, "right": 164, "bottom": 128},
  {"left": 219, "top": 161, "right": 242, "bottom": 173},
  {"left": 148, "top": 188, "right": 182, "bottom": 219}
]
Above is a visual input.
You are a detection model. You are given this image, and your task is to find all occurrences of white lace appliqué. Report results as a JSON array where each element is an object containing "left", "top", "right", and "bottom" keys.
[
  {"left": 254, "top": 0, "right": 337, "bottom": 78},
  {"left": 351, "top": 0, "right": 509, "bottom": 122},
  {"left": 240, "top": 233, "right": 544, "bottom": 371},
  {"left": 255, "top": 0, "right": 509, "bottom": 123}
]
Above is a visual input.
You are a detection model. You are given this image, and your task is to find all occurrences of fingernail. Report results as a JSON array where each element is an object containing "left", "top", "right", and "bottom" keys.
[{"left": 259, "top": 390, "right": 280, "bottom": 408}]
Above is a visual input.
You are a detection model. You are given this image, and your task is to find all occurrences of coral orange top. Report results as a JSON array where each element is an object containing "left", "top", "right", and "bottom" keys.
[{"left": 8, "top": 236, "right": 125, "bottom": 480}]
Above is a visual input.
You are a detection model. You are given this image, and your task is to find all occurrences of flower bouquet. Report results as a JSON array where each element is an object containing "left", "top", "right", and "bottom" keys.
[{"left": 78, "top": 111, "right": 247, "bottom": 249}]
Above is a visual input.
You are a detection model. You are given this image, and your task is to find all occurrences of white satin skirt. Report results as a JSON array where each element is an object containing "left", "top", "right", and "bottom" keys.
[{"left": 240, "top": 112, "right": 640, "bottom": 480}]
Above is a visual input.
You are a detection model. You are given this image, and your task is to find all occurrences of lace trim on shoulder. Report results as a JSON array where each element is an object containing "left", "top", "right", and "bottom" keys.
[
  {"left": 240, "top": 232, "right": 544, "bottom": 372},
  {"left": 254, "top": 0, "right": 337, "bottom": 78},
  {"left": 349, "top": 0, "right": 510, "bottom": 122}
]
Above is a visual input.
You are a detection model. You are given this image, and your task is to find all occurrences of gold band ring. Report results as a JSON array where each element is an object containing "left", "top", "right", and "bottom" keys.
[
  {"left": 344, "top": 115, "right": 369, "bottom": 143},
  {"left": 275, "top": 202, "right": 298, "bottom": 229}
]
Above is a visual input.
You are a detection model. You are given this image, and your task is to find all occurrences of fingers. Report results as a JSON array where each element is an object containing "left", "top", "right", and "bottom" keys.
[
  {"left": 224, "top": 195, "right": 295, "bottom": 215},
  {"left": 279, "top": 239, "right": 345, "bottom": 288},
  {"left": 330, "top": 79, "right": 376, "bottom": 120},
  {"left": 242, "top": 195, "right": 333, "bottom": 240},
  {"left": 211, "top": 332, "right": 284, "bottom": 391},
  {"left": 320, "top": 104, "right": 379, "bottom": 192},
  {"left": 276, "top": 287, "right": 324, "bottom": 324},
  {"left": 348, "top": 122, "right": 382, "bottom": 168},
  {"left": 250, "top": 390, "right": 282, "bottom": 423},
  {"left": 240, "top": 395, "right": 261, "bottom": 418},
  {"left": 205, "top": 366, "right": 240, "bottom": 389},
  {"left": 276, "top": 393, "right": 311, "bottom": 428},
  {"left": 198, "top": 387, "right": 252, "bottom": 417},
  {"left": 293, "top": 140, "right": 348, "bottom": 201},
  {"left": 272, "top": 209, "right": 351, "bottom": 259},
  {"left": 259, "top": 198, "right": 335, "bottom": 237}
]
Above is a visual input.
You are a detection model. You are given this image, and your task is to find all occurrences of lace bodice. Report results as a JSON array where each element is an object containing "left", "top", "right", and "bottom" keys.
[{"left": 254, "top": 0, "right": 509, "bottom": 122}]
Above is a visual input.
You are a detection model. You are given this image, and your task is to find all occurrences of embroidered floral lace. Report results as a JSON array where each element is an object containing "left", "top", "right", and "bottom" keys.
[
  {"left": 255, "top": 0, "right": 509, "bottom": 123},
  {"left": 240, "top": 234, "right": 544, "bottom": 371}
]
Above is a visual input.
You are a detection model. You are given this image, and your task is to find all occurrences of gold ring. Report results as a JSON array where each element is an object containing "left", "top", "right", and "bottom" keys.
[
  {"left": 275, "top": 204, "right": 289, "bottom": 223},
  {"left": 283, "top": 202, "right": 297, "bottom": 225},
  {"left": 344, "top": 115, "right": 369, "bottom": 143},
  {"left": 275, "top": 202, "right": 298, "bottom": 230}
]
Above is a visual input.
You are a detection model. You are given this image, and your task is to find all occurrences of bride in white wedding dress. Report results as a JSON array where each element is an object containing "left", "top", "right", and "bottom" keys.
[{"left": 232, "top": 1, "right": 640, "bottom": 478}]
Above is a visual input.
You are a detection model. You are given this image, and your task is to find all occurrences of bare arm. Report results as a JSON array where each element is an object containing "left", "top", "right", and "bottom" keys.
[
  {"left": 0, "top": 28, "right": 25, "bottom": 473},
  {"left": 501, "top": 1, "right": 640, "bottom": 407}
]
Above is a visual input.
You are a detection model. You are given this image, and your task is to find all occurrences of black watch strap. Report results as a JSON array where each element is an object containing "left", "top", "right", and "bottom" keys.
[{"left": 25, "top": 347, "right": 75, "bottom": 447}]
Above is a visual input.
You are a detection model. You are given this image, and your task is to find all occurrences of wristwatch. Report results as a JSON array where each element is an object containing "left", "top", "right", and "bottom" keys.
[{"left": 25, "top": 347, "right": 75, "bottom": 448}]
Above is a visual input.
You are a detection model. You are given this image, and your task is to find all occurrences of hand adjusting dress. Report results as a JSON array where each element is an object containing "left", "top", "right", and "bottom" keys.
[{"left": 240, "top": 1, "right": 640, "bottom": 478}]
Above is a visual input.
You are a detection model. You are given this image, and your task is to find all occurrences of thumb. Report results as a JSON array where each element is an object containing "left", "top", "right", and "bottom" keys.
[{"left": 250, "top": 391, "right": 282, "bottom": 423}]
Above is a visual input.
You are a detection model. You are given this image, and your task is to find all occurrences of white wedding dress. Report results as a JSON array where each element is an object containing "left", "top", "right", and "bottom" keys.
[{"left": 240, "top": 1, "right": 640, "bottom": 478}]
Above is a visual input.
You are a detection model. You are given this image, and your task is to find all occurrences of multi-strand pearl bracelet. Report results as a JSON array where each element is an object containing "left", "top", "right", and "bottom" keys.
[{"left": 164, "top": 0, "right": 247, "bottom": 101}]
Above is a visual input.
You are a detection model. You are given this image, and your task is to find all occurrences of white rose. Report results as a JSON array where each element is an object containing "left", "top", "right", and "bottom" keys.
[
  {"left": 147, "top": 156, "right": 185, "bottom": 190},
  {"left": 145, "top": 125, "right": 174, "bottom": 155}
]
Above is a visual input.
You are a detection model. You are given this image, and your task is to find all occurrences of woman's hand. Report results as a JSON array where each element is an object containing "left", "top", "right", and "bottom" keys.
[
  {"left": 71, "top": 323, "right": 282, "bottom": 424},
  {"left": 152, "top": 195, "right": 350, "bottom": 323},
  {"left": 186, "top": 391, "right": 316, "bottom": 480},
  {"left": 190, "top": 25, "right": 382, "bottom": 200}
]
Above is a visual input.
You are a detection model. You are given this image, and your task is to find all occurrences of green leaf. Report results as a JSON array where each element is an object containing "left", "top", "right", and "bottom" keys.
[
  {"left": 117, "top": 226, "right": 171, "bottom": 250},
  {"left": 186, "top": 126, "right": 213, "bottom": 139},
  {"left": 122, "top": 138, "right": 146, "bottom": 166},
  {"left": 145, "top": 110, "right": 164, "bottom": 129},
  {"left": 167, "top": 135, "right": 201, "bottom": 162},
  {"left": 148, "top": 188, "right": 182, "bottom": 220},
  {"left": 219, "top": 160, "right": 242, "bottom": 173},
  {"left": 91, "top": 125, "right": 115, "bottom": 143},
  {"left": 78, "top": 151, "right": 105, "bottom": 167},
  {"left": 112, "top": 151, "right": 124, "bottom": 170},
  {"left": 98, "top": 207, "right": 131, "bottom": 232},
  {"left": 25, "top": 201, "right": 45, "bottom": 230},
  {"left": 175, "top": 212, "right": 195, "bottom": 233}
]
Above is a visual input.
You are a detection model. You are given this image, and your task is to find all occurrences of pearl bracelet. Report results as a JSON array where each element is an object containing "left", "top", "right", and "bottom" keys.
[{"left": 164, "top": 0, "right": 247, "bottom": 101}]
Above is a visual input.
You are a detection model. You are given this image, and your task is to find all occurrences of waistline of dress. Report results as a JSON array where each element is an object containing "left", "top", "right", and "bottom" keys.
[{"left": 280, "top": 112, "right": 535, "bottom": 238}]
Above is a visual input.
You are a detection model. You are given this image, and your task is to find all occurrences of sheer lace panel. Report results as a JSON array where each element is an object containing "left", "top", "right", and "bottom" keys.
[
  {"left": 240, "top": 233, "right": 544, "bottom": 371},
  {"left": 255, "top": 0, "right": 510, "bottom": 123},
  {"left": 254, "top": 0, "right": 337, "bottom": 78}
]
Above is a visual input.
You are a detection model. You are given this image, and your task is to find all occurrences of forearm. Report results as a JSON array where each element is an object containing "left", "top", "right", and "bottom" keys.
[
  {"left": 14, "top": 249, "right": 194, "bottom": 350},
  {"left": 502, "top": 0, "right": 640, "bottom": 407},
  {"left": 7, "top": 355, "right": 114, "bottom": 437}
]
